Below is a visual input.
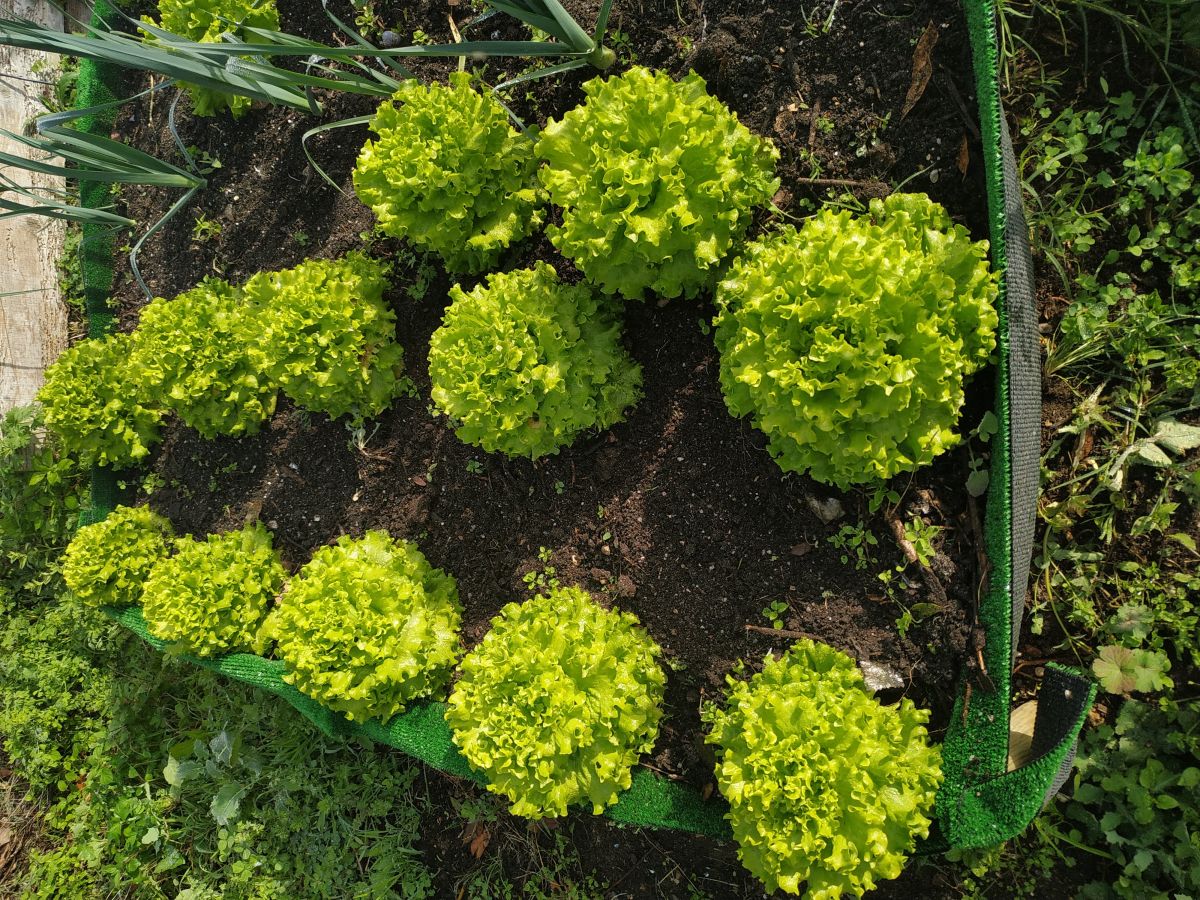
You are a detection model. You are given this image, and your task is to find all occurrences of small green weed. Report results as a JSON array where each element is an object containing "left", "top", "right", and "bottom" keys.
[
  {"left": 521, "top": 547, "right": 559, "bottom": 592},
  {"left": 185, "top": 146, "right": 222, "bottom": 176},
  {"left": 902, "top": 517, "right": 941, "bottom": 568},
  {"left": 191, "top": 213, "right": 222, "bottom": 242},
  {"left": 761, "top": 599, "right": 789, "bottom": 630},
  {"left": 827, "top": 521, "right": 878, "bottom": 571}
]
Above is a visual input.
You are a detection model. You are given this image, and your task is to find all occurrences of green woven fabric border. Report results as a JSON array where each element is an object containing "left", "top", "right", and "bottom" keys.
[
  {"left": 102, "top": 605, "right": 732, "bottom": 838},
  {"left": 935, "top": 0, "right": 1096, "bottom": 851},
  {"left": 74, "top": 0, "right": 122, "bottom": 526},
  {"left": 69, "top": 0, "right": 1094, "bottom": 850}
]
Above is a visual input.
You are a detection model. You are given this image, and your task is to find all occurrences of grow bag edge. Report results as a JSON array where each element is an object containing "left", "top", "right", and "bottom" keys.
[{"left": 70, "top": 0, "right": 1095, "bottom": 850}]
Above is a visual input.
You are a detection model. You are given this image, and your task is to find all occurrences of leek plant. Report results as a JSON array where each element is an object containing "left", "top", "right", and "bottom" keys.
[
  {"left": 0, "top": 96, "right": 205, "bottom": 298},
  {"left": 0, "top": 0, "right": 617, "bottom": 116},
  {"left": 0, "top": 0, "right": 617, "bottom": 291}
]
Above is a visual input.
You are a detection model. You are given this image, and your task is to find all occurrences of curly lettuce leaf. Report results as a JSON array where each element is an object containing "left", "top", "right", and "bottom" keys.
[
  {"left": 63, "top": 505, "right": 174, "bottom": 608},
  {"left": 143, "top": 0, "right": 280, "bottom": 117},
  {"left": 537, "top": 66, "right": 778, "bottom": 300},
  {"left": 428, "top": 262, "right": 642, "bottom": 459},
  {"left": 142, "top": 522, "right": 284, "bottom": 658},
  {"left": 702, "top": 640, "right": 942, "bottom": 898},
  {"left": 713, "top": 192, "right": 998, "bottom": 488},
  {"left": 446, "top": 586, "right": 665, "bottom": 818},
  {"left": 38, "top": 333, "right": 164, "bottom": 470},
  {"left": 262, "top": 530, "right": 461, "bottom": 723},
  {"left": 134, "top": 278, "right": 277, "bottom": 438},
  {"left": 354, "top": 72, "right": 544, "bottom": 273},
  {"left": 239, "top": 253, "right": 407, "bottom": 423}
]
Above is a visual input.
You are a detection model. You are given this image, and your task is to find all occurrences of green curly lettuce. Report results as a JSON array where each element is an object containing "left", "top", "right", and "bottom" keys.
[
  {"left": 133, "top": 278, "right": 277, "bottom": 438},
  {"left": 702, "top": 640, "right": 942, "bottom": 898},
  {"left": 446, "top": 586, "right": 665, "bottom": 819},
  {"left": 143, "top": 0, "right": 280, "bottom": 117},
  {"left": 141, "top": 522, "right": 284, "bottom": 657},
  {"left": 239, "top": 253, "right": 407, "bottom": 423},
  {"left": 37, "top": 333, "right": 164, "bottom": 470},
  {"left": 428, "top": 263, "right": 642, "bottom": 459},
  {"left": 713, "top": 193, "right": 999, "bottom": 488},
  {"left": 536, "top": 66, "right": 779, "bottom": 301},
  {"left": 262, "top": 531, "right": 460, "bottom": 724},
  {"left": 353, "top": 72, "right": 544, "bottom": 273},
  {"left": 62, "top": 505, "right": 174, "bottom": 608}
]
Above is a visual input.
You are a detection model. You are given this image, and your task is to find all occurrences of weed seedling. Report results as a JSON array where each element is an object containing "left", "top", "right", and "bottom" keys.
[{"left": 761, "top": 599, "right": 789, "bottom": 630}]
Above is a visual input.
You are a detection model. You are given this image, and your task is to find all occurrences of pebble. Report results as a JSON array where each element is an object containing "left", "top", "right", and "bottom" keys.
[{"left": 805, "top": 494, "right": 844, "bottom": 523}]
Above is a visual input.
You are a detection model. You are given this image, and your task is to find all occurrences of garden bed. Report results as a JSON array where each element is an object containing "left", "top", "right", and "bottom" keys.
[{"left": 99, "top": 0, "right": 994, "bottom": 794}]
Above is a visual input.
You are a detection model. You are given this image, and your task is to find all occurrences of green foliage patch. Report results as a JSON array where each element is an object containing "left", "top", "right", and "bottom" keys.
[
  {"left": 134, "top": 278, "right": 278, "bottom": 438},
  {"left": 141, "top": 522, "right": 284, "bottom": 658},
  {"left": 354, "top": 72, "right": 544, "bottom": 273},
  {"left": 0, "top": 405, "right": 84, "bottom": 605},
  {"left": 12, "top": 640, "right": 434, "bottom": 899},
  {"left": 38, "top": 332, "right": 164, "bottom": 470},
  {"left": 63, "top": 504, "right": 174, "bottom": 608},
  {"left": 702, "top": 639, "right": 941, "bottom": 898},
  {"left": 537, "top": 66, "right": 778, "bottom": 300},
  {"left": 446, "top": 585, "right": 665, "bottom": 819},
  {"left": 428, "top": 263, "right": 642, "bottom": 459},
  {"left": 1066, "top": 700, "right": 1200, "bottom": 898},
  {"left": 713, "top": 193, "right": 998, "bottom": 488},
  {"left": 263, "top": 530, "right": 461, "bottom": 724}
]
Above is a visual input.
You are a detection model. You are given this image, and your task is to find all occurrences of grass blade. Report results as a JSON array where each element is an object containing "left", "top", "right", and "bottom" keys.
[
  {"left": 128, "top": 184, "right": 203, "bottom": 300},
  {"left": 301, "top": 115, "right": 373, "bottom": 194}
]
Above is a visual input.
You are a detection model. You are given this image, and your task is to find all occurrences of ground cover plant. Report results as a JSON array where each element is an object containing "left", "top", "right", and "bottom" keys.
[{"left": 6, "top": 0, "right": 1197, "bottom": 895}]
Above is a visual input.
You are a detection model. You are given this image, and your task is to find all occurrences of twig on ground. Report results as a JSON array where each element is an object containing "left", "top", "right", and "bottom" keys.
[{"left": 884, "top": 508, "right": 947, "bottom": 605}]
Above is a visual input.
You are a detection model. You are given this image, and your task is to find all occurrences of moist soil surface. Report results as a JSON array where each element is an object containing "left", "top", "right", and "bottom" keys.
[{"left": 107, "top": 0, "right": 993, "bottom": 894}]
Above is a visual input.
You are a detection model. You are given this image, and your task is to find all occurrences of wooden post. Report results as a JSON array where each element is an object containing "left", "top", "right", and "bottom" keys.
[{"left": 0, "top": 0, "right": 70, "bottom": 415}]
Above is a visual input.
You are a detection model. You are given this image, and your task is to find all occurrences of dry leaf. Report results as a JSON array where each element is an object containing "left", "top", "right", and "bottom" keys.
[
  {"left": 702, "top": 782, "right": 715, "bottom": 801},
  {"left": 468, "top": 827, "right": 490, "bottom": 859},
  {"left": 789, "top": 542, "right": 813, "bottom": 557},
  {"left": 900, "top": 21, "right": 939, "bottom": 120},
  {"left": 956, "top": 133, "right": 970, "bottom": 176},
  {"left": 411, "top": 474, "right": 427, "bottom": 487},
  {"left": 0, "top": 826, "right": 13, "bottom": 847},
  {"left": 1073, "top": 427, "right": 1095, "bottom": 467}
]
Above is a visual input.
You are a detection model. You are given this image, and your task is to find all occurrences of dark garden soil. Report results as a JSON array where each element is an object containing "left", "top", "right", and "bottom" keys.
[{"left": 104, "top": 1, "right": 995, "bottom": 894}]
